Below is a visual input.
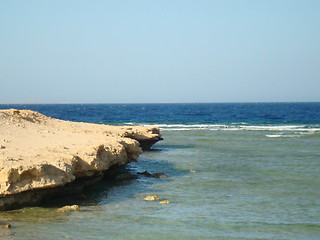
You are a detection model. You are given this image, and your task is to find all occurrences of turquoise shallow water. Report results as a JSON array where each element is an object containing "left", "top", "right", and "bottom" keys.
[{"left": 1, "top": 127, "right": 319, "bottom": 240}]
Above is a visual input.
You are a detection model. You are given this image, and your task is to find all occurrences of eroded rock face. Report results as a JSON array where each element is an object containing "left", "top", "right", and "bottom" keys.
[{"left": 0, "top": 109, "right": 161, "bottom": 210}]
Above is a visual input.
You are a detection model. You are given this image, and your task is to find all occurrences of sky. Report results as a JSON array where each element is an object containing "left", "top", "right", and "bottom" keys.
[{"left": 1, "top": 0, "right": 319, "bottom": 103}]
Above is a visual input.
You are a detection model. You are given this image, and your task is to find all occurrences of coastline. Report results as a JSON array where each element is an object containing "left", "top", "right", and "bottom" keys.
[
  {"left": 0, "top": 103, "right": 319, "bottom": 239},
  {"left": 0, "top": 109, "right": 162, "bottom": 210}
]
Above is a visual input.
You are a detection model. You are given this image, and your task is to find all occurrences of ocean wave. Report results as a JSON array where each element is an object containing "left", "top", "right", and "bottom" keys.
[
  {"left": 265, "top": 134, "right": 302, "bottom": 138},
  {"left": 132, "top": 123, "right": 320, "bottom": 133}
]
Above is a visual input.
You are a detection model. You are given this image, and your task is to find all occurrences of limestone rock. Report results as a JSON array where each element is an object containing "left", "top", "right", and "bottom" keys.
[
  {"left": 158, "top": 200, "right": 170, "bottom": 205},
  {"left": 0, "top": 224, "right": 12, "bottom": 229},
  {"left": 0, "top": 109, "right": 162, "bottom": 210},
  {"left": 57, "top": 205, "right": 80, "bottom": 212},
  {"left": 144, "top": 195, "right": 160, "bottom": 201}
]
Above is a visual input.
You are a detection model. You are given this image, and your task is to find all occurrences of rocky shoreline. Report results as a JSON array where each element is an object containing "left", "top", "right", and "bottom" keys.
[{"left": 0, "top": 109, "right": 162, "bottom": 211}]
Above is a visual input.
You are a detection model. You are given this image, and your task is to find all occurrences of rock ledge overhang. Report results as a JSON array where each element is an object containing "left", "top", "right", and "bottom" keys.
[{"left": 0, "top": 109, "right": 162, "bottom": 210}]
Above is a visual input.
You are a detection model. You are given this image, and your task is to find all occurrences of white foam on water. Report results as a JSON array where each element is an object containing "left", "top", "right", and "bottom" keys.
[
  {"left": 266, "top": 134, "right": 302, "bottom": 138},
  {"left": 134, "top": 123, "right": 320, "bottom": 134},
  {"left": 124, "top": 122, "right": 135, "bottom": 126},
  {"left": 266, "top": 134, "right": 282, "bottom": 138}
]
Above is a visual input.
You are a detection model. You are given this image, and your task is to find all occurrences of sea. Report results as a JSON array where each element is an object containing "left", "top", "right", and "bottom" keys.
[{"left": 0, "top": 103, "right": 319, "bottom": 240}]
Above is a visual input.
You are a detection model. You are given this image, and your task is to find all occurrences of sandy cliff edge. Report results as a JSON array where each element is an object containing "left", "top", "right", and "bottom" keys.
[{"left": 0, "top": 109, "right": 162, "bottom": 210}]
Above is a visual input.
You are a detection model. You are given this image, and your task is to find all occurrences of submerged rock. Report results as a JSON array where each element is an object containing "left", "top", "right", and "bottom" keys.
[
  {"left": 115, "top": 172, "right": 136, "bottom": 181},
  {"left": 158, "top": 200, "right": 170, "bottom": 205},
  {"left": 137, "top": 171, "right": 165, "bottom": 178}
]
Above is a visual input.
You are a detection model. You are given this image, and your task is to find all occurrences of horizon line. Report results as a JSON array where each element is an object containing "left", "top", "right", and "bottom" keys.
[{"left": 1, "top": 101, "right": 320, "bottom": 105}]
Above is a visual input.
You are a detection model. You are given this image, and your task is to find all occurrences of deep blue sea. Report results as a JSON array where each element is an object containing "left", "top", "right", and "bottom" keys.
[{"left": 0, "top": 103, "right": 320, "bottom": 240}]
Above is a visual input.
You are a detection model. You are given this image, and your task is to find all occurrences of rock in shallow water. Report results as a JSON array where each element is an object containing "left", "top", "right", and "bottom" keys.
[
  {"left": 137, "top": 171, "right": 165, "bottom": 178},
  {"left": 143, "top": 195, "right": 160, "bottom": 201},
  {"left": 0, "top": 224, "right": 12, "bottom": 229},
  {"left": 57, "top": 205, "right": 80, "bottom": 212}
]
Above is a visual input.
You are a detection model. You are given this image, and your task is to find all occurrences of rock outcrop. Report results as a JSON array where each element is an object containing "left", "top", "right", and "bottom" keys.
[{"left": 0, "top": 109, "right": 162, "bottom": 210}]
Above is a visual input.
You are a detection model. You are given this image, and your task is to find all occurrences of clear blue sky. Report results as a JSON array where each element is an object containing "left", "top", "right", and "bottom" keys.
[{"left": 1, "top": 0, "right": 319, "bottom": 103}]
